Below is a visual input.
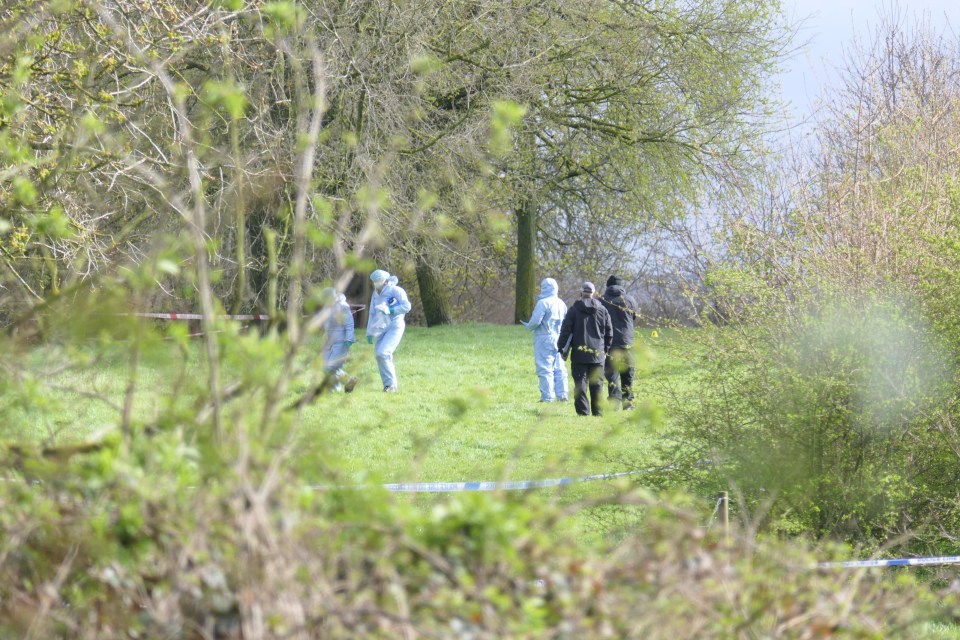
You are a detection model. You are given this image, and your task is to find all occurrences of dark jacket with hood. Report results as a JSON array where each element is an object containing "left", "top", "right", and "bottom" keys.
[
  {"left": 557, "top": 298, "right": 613, "bottom": 365},
  {"left": 600, "top": 276, "right": 639, "bottom": 348}
]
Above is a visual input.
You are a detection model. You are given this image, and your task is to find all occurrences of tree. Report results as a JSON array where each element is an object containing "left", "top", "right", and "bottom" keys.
[
  {"left": 496, "top": 1, "right": 791, "bottom": 322},
  {"left": 0, "top": 0, "right": 299, "bottom": 318},
  {"left": 656, "top": 9, "right": 960, "bottom": 545},
  {"left": 279, "top": 0, "right": 792, "bottom": 324}
]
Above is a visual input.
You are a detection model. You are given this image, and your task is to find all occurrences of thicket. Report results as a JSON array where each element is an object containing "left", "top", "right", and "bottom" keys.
[
  {"left": 0, "top": 0, "right": 790, "bottom": 326},
  {"left": 2, "top": 423, "right": 951, "bottom": 638},
  {"left": 656, "top": 11, "right": 960, "bottom": 556}
]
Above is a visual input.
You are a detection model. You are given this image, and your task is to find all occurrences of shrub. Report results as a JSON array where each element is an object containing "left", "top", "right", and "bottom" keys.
[
  {"left": 0, "top": 428, "right": 951, "bottom": 638},
  {"left": 653, "top": 291, "right": 960, "bottom": 551}
]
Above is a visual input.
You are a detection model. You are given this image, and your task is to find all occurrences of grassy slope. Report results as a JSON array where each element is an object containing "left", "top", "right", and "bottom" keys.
[
  {"left": 23, "top": 323, "right": 686, "bottom": 497},
  {"left": 298, "top": 323, "right": 678, "bottom": 488},
  {"left": 18, "top": 323, "right": 960, "bottom": 632}
]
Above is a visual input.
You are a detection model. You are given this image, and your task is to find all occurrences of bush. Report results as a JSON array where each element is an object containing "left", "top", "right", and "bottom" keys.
[
  {"left": 0, "top": 434, "right": 948, "bottom": 638},
  {"left": 653, "top": 291, "right": 960, "bottom": 551}
]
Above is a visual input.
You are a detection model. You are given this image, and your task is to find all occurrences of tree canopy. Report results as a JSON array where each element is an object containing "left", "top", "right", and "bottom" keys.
[{"left": 1, "top": 0, "right": 791, "bottom": 327}]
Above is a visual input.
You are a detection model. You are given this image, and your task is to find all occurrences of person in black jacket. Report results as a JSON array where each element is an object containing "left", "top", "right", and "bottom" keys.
[
  {"left": 557, "top": 282, "right": 613, "bottom": 416},
  {"left": 599, "top": 275, "right": 640, "bottom": 409}
]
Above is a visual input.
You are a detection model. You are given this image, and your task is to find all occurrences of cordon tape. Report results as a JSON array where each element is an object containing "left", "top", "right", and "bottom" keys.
[
  {"left": 817, "top": 555, "right": 960, "bottom": 569},
  {"left": 307, "top": 468, "right": 657, "bottom": 493}
]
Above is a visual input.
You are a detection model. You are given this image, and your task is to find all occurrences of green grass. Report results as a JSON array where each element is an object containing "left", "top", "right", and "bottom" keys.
[
  {"left": 13, "top": 322, "right": 960, "bottom": 630},
  {"left": 13, "top": 323, "right": 685, "bottom": 492},
  {"left": 6, "top": 322, "right": 686, "bottom": 544},
  {"left": 922, "top": 624, "right": 960, "bottom": 639},
  {"left": 298, "top": 323, "right": 681, "bottom": 489}
]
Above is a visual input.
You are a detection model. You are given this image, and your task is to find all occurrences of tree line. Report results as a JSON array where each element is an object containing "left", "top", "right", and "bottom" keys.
[{"left": 0, "top": 0, "right": 789, "bottom": 328}]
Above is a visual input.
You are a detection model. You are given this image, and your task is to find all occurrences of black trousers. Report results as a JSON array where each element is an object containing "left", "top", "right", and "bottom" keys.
[
  {"left": 604, "top": 347, "right": 635, "bottom": 403},
  {"left": 571, "top": 362, "right": 604, "bottom": 416}
]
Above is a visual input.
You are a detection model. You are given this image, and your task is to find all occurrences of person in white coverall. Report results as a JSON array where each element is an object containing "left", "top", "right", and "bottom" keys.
[
  {"left": 366, "top": 269, "right": 412, "bottom": 392},
  {"left": 320, "top": 287, "right": 357, "bottom": 392},
  {"left": 522, "top": 277, "right": 569, "bottom": 402}
]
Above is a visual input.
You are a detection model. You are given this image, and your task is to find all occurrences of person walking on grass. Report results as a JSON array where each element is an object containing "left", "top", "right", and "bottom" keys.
[
  {"left": 522, "top": 277, "right": 569, "bottom": 403},
  {"left": 557, "top": 282, "right": 612, "bottom": 417},
  {"left": 366, "top": 269, "right": 412, "bottom": 392},
  {"left": 320, "top": 287, "right": 358, "bottom": 392},
  {"left": 599, "top": 274, "right": 639, "bottom": 409}
]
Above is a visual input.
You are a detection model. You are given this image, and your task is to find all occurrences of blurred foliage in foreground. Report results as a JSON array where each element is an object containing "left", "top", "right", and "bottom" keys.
[{"left": 2, "top": 432, "right": 954, "bottom": 638}]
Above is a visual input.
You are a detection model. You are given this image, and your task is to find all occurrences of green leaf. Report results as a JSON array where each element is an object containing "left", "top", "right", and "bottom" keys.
[
  {"left": 203, "top": 80, "right": 248, "bottom": 120},
  {"left": 305, "top": 224, "right": 334, "bottom": 248},
  {"left": 410, "top": 54, "right": 442, "bottom": 75},
  {"left": 81, "top": 111, "right": 106, "bottom": 135},
  {"left": 262, "top": 1, "right": 304, "bottom": 31},
  {"left": 28, "top": 206, "right": 74, "bottom": 239},
  {"left": 491, "top": 100, "right": 526, "bottom": 125},
  {"left": 12, "top": 55, "right": 33, "bottom": 86},
  {"left": 489, "top": 100, "right": 527, "bottom": 155},
  {"left": 12, "top": 176, "right": 37, "bottom": 206},
  {"left": 211, "top": 0, "right": 244, "bottom": 9},
  {"left": 156, "top": 259, "right": 180, "bottom": 276},
  {"left": 311, "top": 195, "right": 334, "bottom": 222}
]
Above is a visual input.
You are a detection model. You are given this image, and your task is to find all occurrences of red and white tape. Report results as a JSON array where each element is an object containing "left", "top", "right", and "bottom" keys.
[
  {"left": 132, "top": 313, "right": 271, "bottom": 321},
  {"left": 132, "top": 305, "right": 365, "bottom": 321}
]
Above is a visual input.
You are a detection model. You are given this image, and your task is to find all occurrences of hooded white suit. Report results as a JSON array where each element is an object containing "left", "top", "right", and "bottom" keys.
[{"left": 522, "top": 278, "right": 569, "bottom": 402}]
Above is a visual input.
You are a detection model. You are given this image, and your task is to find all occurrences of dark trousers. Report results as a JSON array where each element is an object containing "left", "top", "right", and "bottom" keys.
[
  {"left": 571, "top": 362, "right": 604, "bottom": 416},
  {"left": 604, "top": 347, "right": 635, "bottom": 404}
]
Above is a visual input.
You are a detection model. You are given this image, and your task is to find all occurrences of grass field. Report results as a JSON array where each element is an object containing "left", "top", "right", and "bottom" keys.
[
  {"left": 14, "top": 322, "right": 960, "bottom": 635},
  {"left": 301, "top": 323, "right": 676, "bottom": 487},
  {"left": 11, "top": 322, "right": 685, "bottom": 544},
  {"left": 21, "top": 323, "right": 683, "bottom": 488}
]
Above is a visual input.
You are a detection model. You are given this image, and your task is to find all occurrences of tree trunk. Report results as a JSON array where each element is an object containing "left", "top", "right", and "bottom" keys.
[
  {"left": 415, "top": 257, "right": 453, "bottom": 326},
  {"left": 514, "top": 195, "right": 537, "bottom": 323},
  {"left": 265, "top": 227, "right": 279, "bottom": 318},
  {"left": 230, "top": 119, "right": 247, "bottom": 315}
]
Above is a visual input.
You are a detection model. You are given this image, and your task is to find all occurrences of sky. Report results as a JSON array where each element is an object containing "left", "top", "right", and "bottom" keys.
[{"left": 779, "top": 0, "right": 959, "bottom": 126}]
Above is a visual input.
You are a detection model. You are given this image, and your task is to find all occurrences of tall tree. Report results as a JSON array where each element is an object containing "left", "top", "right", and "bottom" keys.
[
  {"left": 494, "top": 1, "right": 791, "bottom": 321},
  {"left": 1, "top": 0, "right": 790, "bottom": 327}
]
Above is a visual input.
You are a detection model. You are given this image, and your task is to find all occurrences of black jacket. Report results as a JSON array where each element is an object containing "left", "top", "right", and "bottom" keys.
[
  {"left": 557, "top": 298, "right": 613, "bottom": 365},
  {"left": 600, "top": 285, "right": 638, "bottom": 348}
]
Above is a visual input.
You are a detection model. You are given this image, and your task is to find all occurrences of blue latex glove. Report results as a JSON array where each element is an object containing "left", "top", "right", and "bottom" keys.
[
  {"left": 366, "top": 335, "right": 373, "bottom": 344},
  {"left": 346, "top": 340, "right": 354, "bottom": 347}
]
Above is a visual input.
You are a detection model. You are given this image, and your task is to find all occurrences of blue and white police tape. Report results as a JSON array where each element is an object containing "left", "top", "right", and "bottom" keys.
[
  {"left": 13, "top": 464, "right": 676, "bottom": 493},
  {"left": 818, "top": 555, "right": 960, "bottom": 569},
  {"left": 308, "top": 468, "right": 657, "bottom": 493}
]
